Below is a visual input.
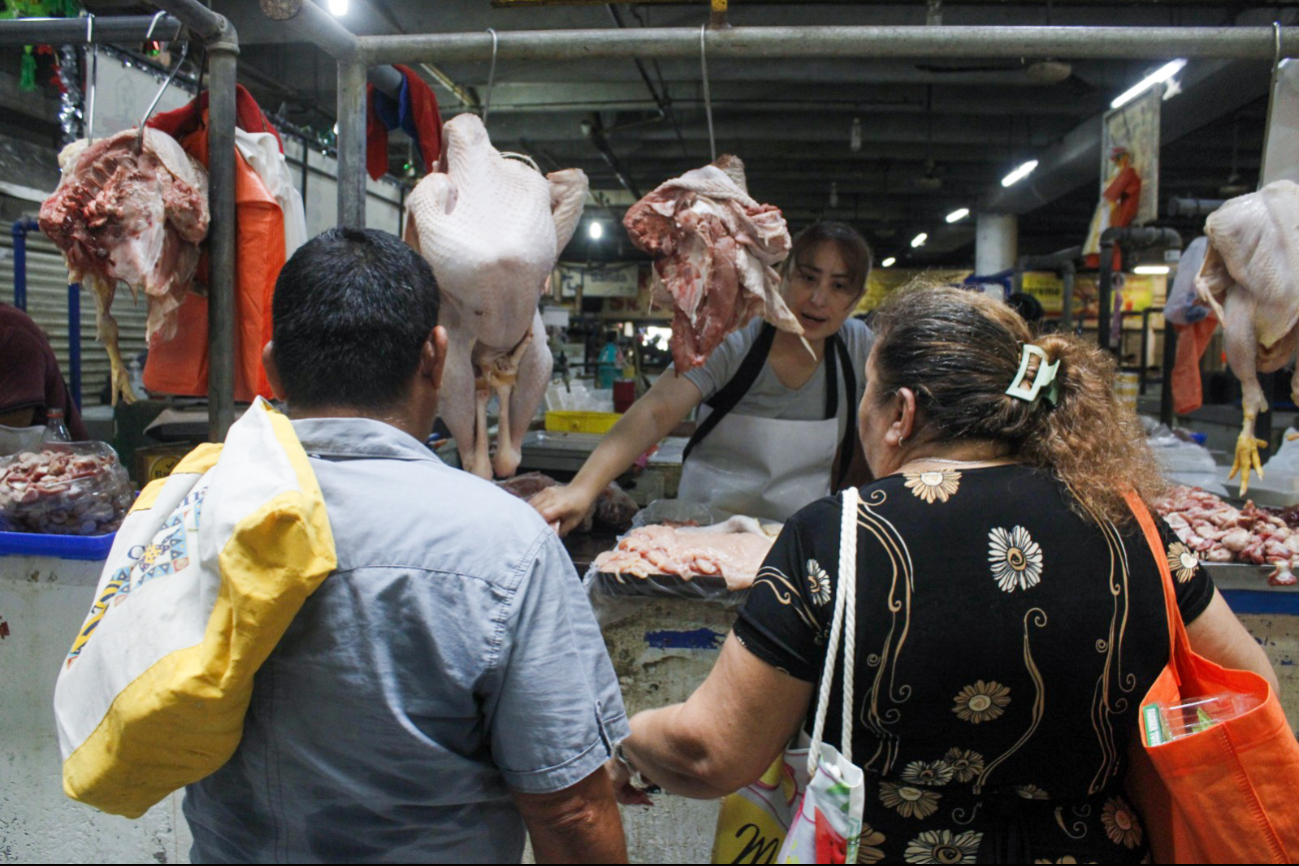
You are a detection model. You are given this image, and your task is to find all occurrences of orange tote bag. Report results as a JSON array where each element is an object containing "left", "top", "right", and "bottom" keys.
[{"left": 1125, "top": 490, "right": 1299, "bottom": 863}]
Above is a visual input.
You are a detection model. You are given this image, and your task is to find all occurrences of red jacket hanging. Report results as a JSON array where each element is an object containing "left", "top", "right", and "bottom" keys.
[{"left": 143, "top": 92, "right": 286, "bottom": 403}]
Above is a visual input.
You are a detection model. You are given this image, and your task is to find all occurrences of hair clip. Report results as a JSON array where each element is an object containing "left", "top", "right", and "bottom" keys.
[{"left": 1006, "top": 344, "right": 1060, "bottom": 406}]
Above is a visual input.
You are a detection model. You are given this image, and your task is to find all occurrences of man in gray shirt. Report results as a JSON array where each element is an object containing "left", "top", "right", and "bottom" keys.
[{"left": 184, "top": 228, "right": 629, "bottom": 863}]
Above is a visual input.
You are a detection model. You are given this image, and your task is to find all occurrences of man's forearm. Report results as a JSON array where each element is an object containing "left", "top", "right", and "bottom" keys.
[{"left": 525, "top": 797, "right": 627, "bottom": 864}]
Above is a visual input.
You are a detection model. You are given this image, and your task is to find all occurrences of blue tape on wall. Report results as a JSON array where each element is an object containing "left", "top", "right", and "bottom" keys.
[
  {"left": 644, "top": 628, "right": 725, "bottom": 650},
  {"left": 1221, "top": 589, "right": 1299, "bottom": 617}
]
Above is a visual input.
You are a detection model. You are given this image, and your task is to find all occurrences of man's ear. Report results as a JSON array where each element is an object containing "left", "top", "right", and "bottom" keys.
[
  {"left": 262, "top": 342, "right": 286, "bottom": 400},
  {"left": 420, "top": 326, "right": 449, "bottom": 391}
]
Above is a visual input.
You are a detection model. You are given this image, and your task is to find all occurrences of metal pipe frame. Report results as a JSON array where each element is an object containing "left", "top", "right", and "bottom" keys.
[
  {"left": 337, "top": 59, "right": 369, "bottom": 229},
  {"left": 353, "top": 25, "right": 1299, "bottom": 66},
  {"left": 152, "top": 0, "right": 240, "bottom": 442},
  {"left": 0, "top": 15, "right": 183, "bottom": 46},
  {"left": 1097, "top": 226, "right": 1182, "bottom": 354},
  {"left": 1015, "top": 246, "right": 1081, "bottom": 331}
]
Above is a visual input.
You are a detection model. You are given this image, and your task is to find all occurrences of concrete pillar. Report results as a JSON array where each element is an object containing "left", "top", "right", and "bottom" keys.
[{"left": 976, "top": 212, "right": 1018, "bottom": 275}]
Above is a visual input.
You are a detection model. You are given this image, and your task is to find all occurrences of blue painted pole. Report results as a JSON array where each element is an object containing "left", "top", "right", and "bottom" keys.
[
  {"left": 11, "top": 217, "right": 37, "bottom": 310},
  {"left": 68, "top": 282, "right": 81, "bottom": 409}
]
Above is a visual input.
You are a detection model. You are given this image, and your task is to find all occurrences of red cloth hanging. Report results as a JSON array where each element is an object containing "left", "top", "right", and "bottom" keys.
[
  {"left": 367, "top": 64, "right": 441, "bottom": 180},
  {"left": 147, "top": 84, "right": 284, "bottom": 153}
]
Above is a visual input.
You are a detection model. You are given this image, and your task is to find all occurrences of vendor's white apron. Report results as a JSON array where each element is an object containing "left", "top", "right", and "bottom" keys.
[{"left": 676, "top": 407, "right": 842, "bottom": 524}]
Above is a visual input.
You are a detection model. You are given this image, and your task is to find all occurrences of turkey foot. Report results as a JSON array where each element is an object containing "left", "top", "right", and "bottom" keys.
[
  {"left": 488, "top": 332, "right": 534, "bottom": 479},
  {"left": 88, "top": 275, "right": 136, "bottom": 406},
  {"left": 1230, "top": 412, "right": 1268, "bottom": 496}
]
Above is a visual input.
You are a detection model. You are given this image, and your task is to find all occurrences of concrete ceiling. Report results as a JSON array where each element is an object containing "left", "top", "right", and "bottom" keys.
[{"left": 83, "top": 0, "right": 1286, "bottom": 266}]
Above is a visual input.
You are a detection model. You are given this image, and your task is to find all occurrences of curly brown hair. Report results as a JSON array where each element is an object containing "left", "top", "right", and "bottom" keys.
[{"left": 869, "top": 285, "right": 1165, "bottom": 525}]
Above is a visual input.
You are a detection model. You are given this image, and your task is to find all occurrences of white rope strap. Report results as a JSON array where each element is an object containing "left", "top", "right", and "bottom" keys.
[{"left": 808, "top": 486, "right": 859, "bottom": 775}]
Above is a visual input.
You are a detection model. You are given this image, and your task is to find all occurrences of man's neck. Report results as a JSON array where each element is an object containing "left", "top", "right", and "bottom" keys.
[{"left": 287, "top": 404, "right": 432, "bottom": 443}]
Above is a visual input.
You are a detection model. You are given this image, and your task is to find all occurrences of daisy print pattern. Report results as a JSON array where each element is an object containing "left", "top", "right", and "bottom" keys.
[
  {"left": 1166, "top": 541, "right": 1199, "bottom": 584},
  {"left": 988, "top": 525, "right": 1044, "bottom": 592},
  {"left": 952, "top": 680, "right": 1011, "bottom": 724},
  {"left": 904, "top": 470, "right": 962, "bottom": 504},
  {"left": 806, "top": 559, "right": 832, "bottom": 606},
  {"left": 1101, "top": 796, "right": 1143, "bottom": 849},
  {"left": 900, "top": 759, "right": 955, "bottom": 787},
  {"left": 942, "top": 748, "right": 984, "bottom": 783},
  {"left": 904, "top": 829, "right": 983, "bottom": 864},
  {"left": 1015, "top": 784, "right": 1050, "bottom": 800},
  {"left": 879, "top": 781, "right": 942, "bottom": 819}
]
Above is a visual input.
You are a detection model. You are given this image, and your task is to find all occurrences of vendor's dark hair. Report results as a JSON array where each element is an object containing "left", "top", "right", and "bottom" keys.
[
  {"left": 870, "top": 285, "right": 1164, "bottom": 524},
  {"left": 782, "top": 221, "right": 873, "bottom": 297},
  {"left": 271, "top": 227, "right": 440, "bottom": 410}
]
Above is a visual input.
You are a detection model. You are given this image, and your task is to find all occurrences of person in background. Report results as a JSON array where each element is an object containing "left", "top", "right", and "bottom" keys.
[
  {"left": 0, "top": 301, "right": 89, "bottom": 439},
  {"left": 533, "top": 221, "right": 875, "bottom": 531},
  {"left": 183, "top": 228, "right": 629, "bottom": 865},
  {"left": 1006, "top": 290, "right": 1045, "bottom": 329},
  {"left": 609, "top": 286, "right": 1277, "bottom": 863}
]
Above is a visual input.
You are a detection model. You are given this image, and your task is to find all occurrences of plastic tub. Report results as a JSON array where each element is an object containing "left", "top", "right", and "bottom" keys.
[{"left": 0, "top": 530, "right": 115, "bottom": 561}]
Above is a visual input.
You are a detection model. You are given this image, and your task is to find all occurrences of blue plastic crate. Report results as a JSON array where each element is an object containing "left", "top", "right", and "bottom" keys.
[{"left": 0, "top": 530, "right": 115, "bottom": 561}]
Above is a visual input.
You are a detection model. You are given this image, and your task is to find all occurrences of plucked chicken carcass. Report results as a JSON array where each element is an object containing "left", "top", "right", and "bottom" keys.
[
  {"left": 405, "top": 114, "right": 587, "bottom": 478},
  {"left": 39, "top": 128, "right": 209, "bottom": 405},
  {"left": 624, "top": 155, "right": 799, "bottom": 371},
  {"left": 1195, "top": 180, "right": 1299, "bottom": 495}
]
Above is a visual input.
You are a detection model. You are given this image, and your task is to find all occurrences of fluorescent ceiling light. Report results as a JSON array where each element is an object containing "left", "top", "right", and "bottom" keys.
[
  {"left": 1001, "top": 160, "right": 1038, "bottom": 188},
  {"left": 588, "top": 222, "right": 604, "bottom": 240},
  {"left": 328, "top": 0, "right": 349, "bottom": 15},
  {"left": 910, "top": 233, "right": 928, "bottom": 249},
  {"left": 1111, "top": 59, "right": 1187, "bottom": 109},
  {"left": 1133, "top": 265, "right": 1170, "bottom": 275},
  {"left": 881, "top": 257, "right": 896, "bottom": 268},
  {"left": 945, "top": 208, "right": 970, "bottom": 223}
]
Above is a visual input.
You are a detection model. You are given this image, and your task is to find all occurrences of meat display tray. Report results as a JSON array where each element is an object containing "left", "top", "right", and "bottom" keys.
[
  {"left": 593, "top": 570, "right": 747, "bottom": 604},
  {"left": 1201, "top": 562, "right": 1299, "bottom": 591}
]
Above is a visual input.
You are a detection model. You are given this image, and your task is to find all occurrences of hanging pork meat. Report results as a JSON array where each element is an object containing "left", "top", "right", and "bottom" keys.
[
  {"left": 39, "top": 127, "right": 210, "bottom": 404},
  {"left": 623, "top": 155, "right": 799, "bottom": 372}
]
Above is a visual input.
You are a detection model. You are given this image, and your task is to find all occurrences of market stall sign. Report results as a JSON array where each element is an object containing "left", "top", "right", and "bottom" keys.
[
  {"left": 555, "top": 262, "right": 641, "bottom": 298},
  {"left": 858, "top": 268, "right": 971, "bottom": 312}
]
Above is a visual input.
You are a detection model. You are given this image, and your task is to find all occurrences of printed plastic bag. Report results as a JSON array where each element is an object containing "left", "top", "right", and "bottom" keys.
[
  {"left": 0, "top": 442, "right": 133, "bottom": 535},
  {"left": 1165, "top": 237, "right": 1210, "bottom": 326}
]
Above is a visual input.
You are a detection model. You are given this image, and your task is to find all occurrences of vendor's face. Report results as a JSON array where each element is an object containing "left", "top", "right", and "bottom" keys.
[{"left": 784, "top": 242, "right": 861, "bottom": 342}]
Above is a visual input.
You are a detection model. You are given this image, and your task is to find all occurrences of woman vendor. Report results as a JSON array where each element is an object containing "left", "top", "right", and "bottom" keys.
[{"left": 532, "top": 221, "right": 873, "bottom": 532}]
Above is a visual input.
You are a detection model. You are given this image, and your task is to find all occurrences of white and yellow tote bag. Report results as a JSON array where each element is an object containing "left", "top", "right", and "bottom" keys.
[{"left": 53, "top": 398, "right": 336, "bottom": 817}]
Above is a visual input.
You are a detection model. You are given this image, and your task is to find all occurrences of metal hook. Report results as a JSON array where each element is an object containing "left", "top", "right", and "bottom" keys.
[
  {"left": 145, "top": 10, "right": 167, "bottom": 42},
  {"left": 138, "top": 38, "right": 189, "bottom": 147},
  {"left": 699, "top": 24, "right": 716, "bottom": 162},
  {"left": 85, "top": 14, "right": 98, "bottom": 144},
  {"left": 482, "top": 28, "right": 499, "bottom": 127},
  {"left": 1274, "top": 21, "right": 1283, "bottom": 71}
]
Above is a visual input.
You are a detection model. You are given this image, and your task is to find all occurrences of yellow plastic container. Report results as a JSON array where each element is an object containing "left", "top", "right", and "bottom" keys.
[{"left": 545, "top": 411, "right": 622, "bottom": 434}]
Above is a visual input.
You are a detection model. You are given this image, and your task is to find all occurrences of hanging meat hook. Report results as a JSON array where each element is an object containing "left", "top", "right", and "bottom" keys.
[
  {"left": 699, "top": 24, "right": 716, "bottom": 162},
  {"left": 137, "top": 30, "right": 190, "bottom": 150},
  {"left": 482, "top": 28, "right": 499, "bottom": 127}
]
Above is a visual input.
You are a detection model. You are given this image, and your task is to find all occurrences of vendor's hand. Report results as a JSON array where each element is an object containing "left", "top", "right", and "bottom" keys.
[
  {"left": 605, "top": 758, "right": 655, "bottom": 807},
  {"left": 530, "top": 484, "right": 595, "bottom": 537}
]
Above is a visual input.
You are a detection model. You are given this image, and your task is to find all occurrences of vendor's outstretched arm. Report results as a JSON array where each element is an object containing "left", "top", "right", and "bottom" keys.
[{"left": 532, "top": 372, "right": 703, "bottom": 535}]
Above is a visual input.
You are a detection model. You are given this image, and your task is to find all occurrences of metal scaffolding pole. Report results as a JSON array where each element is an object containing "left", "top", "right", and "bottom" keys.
[
  {"left": 337, "top": 58, "right": 368, "bottom": 229},
  {"left": 152, "top": 0, "right": 239, "bottom": 441},
  {"left": 0, "top": 15, "right": 183, "bottom": 46},
  {"left": 355, "top": 25, "right": 1299, "bottom": 66}
]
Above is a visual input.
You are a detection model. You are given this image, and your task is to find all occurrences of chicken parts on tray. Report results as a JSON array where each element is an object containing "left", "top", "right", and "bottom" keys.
[
  {"left": 405, "top": 114, "right": 587, "bottom": 478},
  {"left": 624, "top": 155, "right": 798, "bottom": 372},
  {"left": 39, "top": 128, "right": 210, "bottom": 405},
  {"left": 1195, "top": 180, "right": 1299, "bottom": 495},
  {"left": 1152, "top": 484, "right": 1298, "bottom": 585},
  {"left": 593, "top": 519, "right": 777, "bottom": 591}
]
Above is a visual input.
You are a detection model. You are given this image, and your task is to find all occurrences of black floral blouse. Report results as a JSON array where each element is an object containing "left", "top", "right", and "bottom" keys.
[{"left": 732, "top": 465, "right": 1214, "bottom": 865}]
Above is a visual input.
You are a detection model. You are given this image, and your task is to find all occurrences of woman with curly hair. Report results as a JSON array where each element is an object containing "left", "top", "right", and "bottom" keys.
[{"left": 610, "top": 286, "right": 1277, "bottom": 863}]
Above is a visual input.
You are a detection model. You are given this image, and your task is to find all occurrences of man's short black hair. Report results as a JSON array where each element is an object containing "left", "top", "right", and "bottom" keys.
[{"left": 271, "top": 227, "right": 440, "bottom": 409}]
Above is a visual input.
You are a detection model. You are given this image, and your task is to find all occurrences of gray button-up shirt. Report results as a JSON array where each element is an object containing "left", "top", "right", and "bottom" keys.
[{"left": 184, "top": 417, "right": 629, "bottom": 864}]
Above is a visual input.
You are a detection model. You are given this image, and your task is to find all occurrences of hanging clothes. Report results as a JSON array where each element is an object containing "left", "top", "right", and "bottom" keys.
[
  {"left": 143, "top": 92, "right": 287, "bottom": 403},
  {"left": 367, "top": 64, "right": 442, "bottom": 180},
  {"left": 235, "top": 129, "right": 307, "bottom": 258}
]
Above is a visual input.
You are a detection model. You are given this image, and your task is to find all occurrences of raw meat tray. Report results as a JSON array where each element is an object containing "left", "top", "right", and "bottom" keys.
[
  {"left": 1201, "top": 562, "right": 1299, "bottom": 592},
  {"left": 592, "top": 569, "right": 748, "bottom": 604}
]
